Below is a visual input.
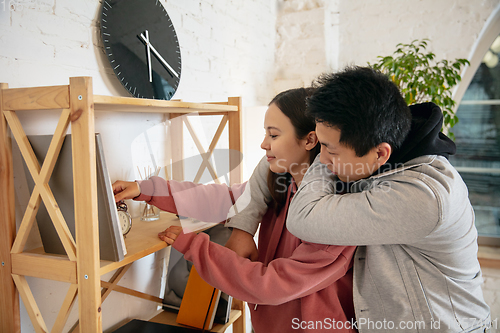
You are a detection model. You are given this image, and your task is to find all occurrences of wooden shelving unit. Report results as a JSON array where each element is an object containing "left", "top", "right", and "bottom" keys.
[{"left": 0, "top": 77, "right": 245, "bottom": 333}]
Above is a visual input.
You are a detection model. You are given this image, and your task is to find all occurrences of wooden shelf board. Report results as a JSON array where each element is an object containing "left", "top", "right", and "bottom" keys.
[
  {"left": 149, "top": 309, "right": 242, "bottom": 333},
  {"left": 99, "top": 212, "right": 180, "bottom": 275},
  {"left": 93, "top": 95, "right": 238, "bottom": 114},
  {"left": 21, "top": 212, "right": 180, "bottom": 278}
]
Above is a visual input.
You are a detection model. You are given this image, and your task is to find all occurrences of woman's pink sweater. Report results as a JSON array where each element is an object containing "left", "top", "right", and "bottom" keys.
[{"left": 136, "top": 177, "right": 357, "bottom": 333}]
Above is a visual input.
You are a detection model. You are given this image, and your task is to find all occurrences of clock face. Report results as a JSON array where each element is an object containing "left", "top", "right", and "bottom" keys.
[
  {"left": 118, "top": 210, "right": 132, "bottom": 235},
  {"left": 100, "top": 0, "right": 181, "bottom": 100}
]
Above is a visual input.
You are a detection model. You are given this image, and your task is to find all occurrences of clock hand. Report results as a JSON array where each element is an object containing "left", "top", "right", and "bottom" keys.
[
  {"left": 144, "top": 30, "right": 153, "bottom": 82},
  {"left": 139, "top": 32, "right": 179, "bottom": 79}
]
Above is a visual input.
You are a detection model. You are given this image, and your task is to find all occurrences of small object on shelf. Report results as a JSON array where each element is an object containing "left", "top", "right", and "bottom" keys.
[
  {"left": 141, "top": 202, "right": 160, "bottom": 221},
  {"left": 176, "top": 266, "right": 221, "bottom": 330},
  {"left": 117, "top": 200, "right": 132, "bottom": 236},
  {"left": 138, "top": 166, "right": 161, "bottom": 221}
]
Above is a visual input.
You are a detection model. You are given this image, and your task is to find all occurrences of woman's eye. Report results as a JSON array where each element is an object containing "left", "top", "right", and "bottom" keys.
[{"left": 269, "top": 134, "right": 278, "bottom": 139}]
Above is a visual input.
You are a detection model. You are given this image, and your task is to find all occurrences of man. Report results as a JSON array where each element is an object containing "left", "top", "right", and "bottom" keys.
[{"left": 225, "top": 66, "right": 491, "bottom": 332}]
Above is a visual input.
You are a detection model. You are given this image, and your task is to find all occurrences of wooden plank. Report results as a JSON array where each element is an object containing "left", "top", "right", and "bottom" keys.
[
  {"left": 101, "top": 265, "right": 131, "bottom": 302},
  {"left": 69, "top": 77, "right": 102, "bottom": 333},
  {"left": 231, "top": 299, "right": 246, "bottom": 333},
  {"left": 11, "top": 252, "right": 77, "bottom": 284},
  {"left": 71, "top": 264, "right": 131, "bottom": 333},
  {"left": 99, "top": 213, "right": 179, "bottom": 276},
  {"left": 12, "top": 274, "right": 49, "bottom": 333},
  {"left": 169, "top": 113, "right": 184, "bottom": 181},
  {"left": 100, "top": 281, "right": 163, "bottom": 304},
  {"left": 51, "top": 284, "right": 78, "bottom": 333},
  {"left": 227, "top": 97, "right": 243, "bottom": 185},
  {"left": 0, "top": 82, "right": 21, "bottom": 333},
  {"left": 3, "top": 110, "right": 42, "bottom": 183},
  {"left": 11, "top": 186, "right": 41, "bottom": 254},
  {"left": 93, "top": 95, "right": 238, "bottom": 113},
  {"left": 192, "top": 115, "right": 228, "bottom": 184},
  {"left": 11, "top": 108, "right": 71, "bottom": 254},
  {"left": 39, "top": 108, "right": 71, "bottom": 183},
  {"left": 4, "top": 111, "right": 76, "bottom": 258},
  {"left": 2, "top": 85, "right": 70, "bottom": 111},
  {"left": 38, "top": 184, "right": 77, "bottom": 260},
  {"left": 149, "top": 309, "right": 242, "bottom": 333},
  {"left": 183, "top": 117, "right": 220, "bottom": 184}
]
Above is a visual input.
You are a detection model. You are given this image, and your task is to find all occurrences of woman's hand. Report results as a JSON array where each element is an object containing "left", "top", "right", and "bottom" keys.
[
  {"left": 225, "top": 228, "right": 259, "bottom": 261},
  {"left": 112, "top": 180, "right": 141, "bottom": 202},
  {"left": 158, "top": 226, "right": 183, "bottom": 245}
]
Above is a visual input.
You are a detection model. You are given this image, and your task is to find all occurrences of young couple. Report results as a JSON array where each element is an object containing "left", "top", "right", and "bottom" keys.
[{"left": 113, "top": 66, "right": 491, "bottom": 333}]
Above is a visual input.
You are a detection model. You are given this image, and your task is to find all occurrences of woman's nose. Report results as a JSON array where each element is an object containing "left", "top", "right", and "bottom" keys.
[{"left": 261, "top": 137, "right": 269, "bottom": 150}]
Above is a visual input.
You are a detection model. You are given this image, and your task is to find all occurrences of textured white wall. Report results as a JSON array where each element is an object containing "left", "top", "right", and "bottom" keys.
[
  {"left": 0, "top": 0, "right": 276, "bottom": 332},
  {"left": 337, "top": 0, "right": 500, "bottom": 67},
  {"left": 2, "top": 0, "right": 500, "bottom": 332}
]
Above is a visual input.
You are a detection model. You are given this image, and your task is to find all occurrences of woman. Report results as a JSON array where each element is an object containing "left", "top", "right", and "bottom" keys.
[{"left": 113, "top": 88, "right": 356, "bottom": 333}]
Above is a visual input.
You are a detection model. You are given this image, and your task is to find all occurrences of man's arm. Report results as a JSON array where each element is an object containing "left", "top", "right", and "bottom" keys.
[
  {"left": 287, "top": 156, "right": 439, "bottom": 245},
  {"left": 224, "top": 156, "right": 272, "bottom": 235}
]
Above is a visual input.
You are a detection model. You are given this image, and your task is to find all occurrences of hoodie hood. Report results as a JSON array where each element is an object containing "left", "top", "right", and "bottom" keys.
[{"left": 386, "top": 102, "right": 456, "bottom": 169}]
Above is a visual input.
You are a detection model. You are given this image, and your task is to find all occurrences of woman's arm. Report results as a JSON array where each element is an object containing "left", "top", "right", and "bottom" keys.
[
  {"left": 114, "top": 177, "right": 246, "bottom": 223},
  {"left": 161, "top": 227, "right": 355, "bottom": 306}
]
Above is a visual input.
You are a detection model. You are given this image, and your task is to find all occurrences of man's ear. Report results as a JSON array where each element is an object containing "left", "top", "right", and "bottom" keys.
[
  {"left": 304, "top": 131, "right": 318, "bottom": 151},
  {"left": 375, "top": 142, "right": 392, "bottom": 166}
]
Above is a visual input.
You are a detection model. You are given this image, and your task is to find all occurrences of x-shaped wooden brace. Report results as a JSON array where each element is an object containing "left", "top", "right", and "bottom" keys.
[
  {"left": 3, "top": 108, "right": 79, "bottom": 333},
  {"left": 5, "top": 108, "right": 76, "bottom": 259},
  {"left": 181, "top": 115, "right": 229, "bottom": 184}
]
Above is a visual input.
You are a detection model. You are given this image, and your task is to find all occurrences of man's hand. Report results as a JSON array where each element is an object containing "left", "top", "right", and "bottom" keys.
[
  {"left": 225, "top": 228, "right": 259, "bottom": 261},
  {"left": 112, "top": 180, "right": 141, "bottom": 202},
  {"left": 158, "top": 226, "right": 183, "bottom": 245}
]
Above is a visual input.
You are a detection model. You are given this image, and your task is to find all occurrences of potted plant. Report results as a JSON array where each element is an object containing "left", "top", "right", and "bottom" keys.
[{"left": 369, "top": 39, "right": 469, "bottom": 138}]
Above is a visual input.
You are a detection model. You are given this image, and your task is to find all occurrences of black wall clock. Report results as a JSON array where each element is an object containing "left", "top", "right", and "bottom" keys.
[{"left": 100, "top": 0, "right": 181, "bottom": 100}]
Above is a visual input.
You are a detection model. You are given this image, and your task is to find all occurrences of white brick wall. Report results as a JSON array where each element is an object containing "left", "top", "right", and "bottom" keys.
[
  {"left": 0, "top": 0, "right": 276, "bottom": 332},
  {"left": 274, "top": 0, "right": 328, "bottom": 94},
  {"left": 1, "top": 0, "right": 500, "bottom": 331},
  {"left": 338, "top": 0, "right": 500, "bottom": 66}
]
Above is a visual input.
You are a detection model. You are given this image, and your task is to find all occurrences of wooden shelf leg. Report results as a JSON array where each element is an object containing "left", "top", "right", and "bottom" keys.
[
  {"left": 69, "top": 77, "right": 102, "bottom": 332},
  {"left": 169, "top": 113, "right": 184, "bottom": 181},
  {"left": 227, "top": 97, "right": 242, "bottom": 185},
  {"left": 231, "top": 299, "right": 246, "bottom": 333},
  {"left": 0, "top": 82, "right": 21, "bottom": 333}
]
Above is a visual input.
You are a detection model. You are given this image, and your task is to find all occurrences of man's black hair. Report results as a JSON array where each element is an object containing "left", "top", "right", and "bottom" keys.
[{"left": 307, "top": 66, "right": 412, "bottom": 157}]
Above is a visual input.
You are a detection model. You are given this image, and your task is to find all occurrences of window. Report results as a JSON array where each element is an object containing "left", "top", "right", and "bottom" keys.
[{"left": 450, "top": 34, "right": 500, "bottom": 246}]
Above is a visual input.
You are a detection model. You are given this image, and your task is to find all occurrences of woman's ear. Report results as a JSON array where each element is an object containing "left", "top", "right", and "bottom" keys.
[{"left": 304, "top": 131, "right": 318, "bottom": 151}]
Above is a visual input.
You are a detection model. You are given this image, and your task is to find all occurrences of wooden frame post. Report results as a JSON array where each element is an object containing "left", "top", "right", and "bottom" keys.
[
  {"left": 170, "top": 113, "right": 184, "bottom": 181},
  {"left": 0, "top": 82, "right": 21, "bottom": 333},
  {"left": 227, "top": 97, "right": 242, "bottom": 185},
  {"left": 69, "top": 77, "right": 102, "bottom": 332}
]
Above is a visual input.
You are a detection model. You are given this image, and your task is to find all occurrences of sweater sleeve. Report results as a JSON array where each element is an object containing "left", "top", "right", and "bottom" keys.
[
  {"left": 287, "top": 155, "right": 439, "bottom": 245},
  {"left": 173, "top": 230, "right": 355, "bottom": 306},
  {"left": 134, "top": 176, "right": 247, "bottom": 223},
  {"left": 224, "top": 155, "right": 273, "bottom": 235}
]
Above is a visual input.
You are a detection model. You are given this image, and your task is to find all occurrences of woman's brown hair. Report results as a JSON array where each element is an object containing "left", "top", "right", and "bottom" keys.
[{"left": 266, "top": 87, "right": 320, "bottom": 214}]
